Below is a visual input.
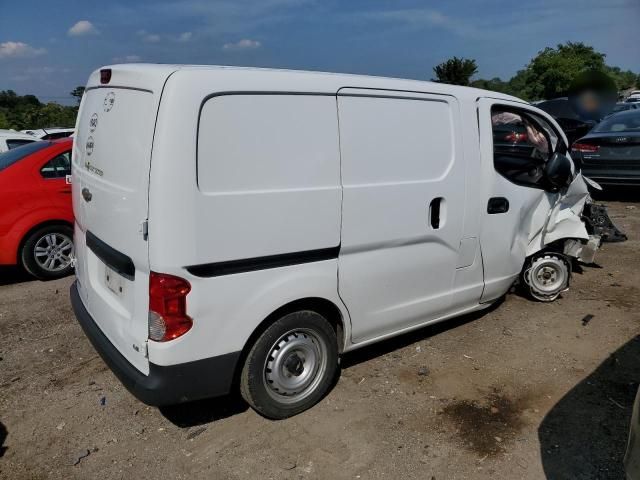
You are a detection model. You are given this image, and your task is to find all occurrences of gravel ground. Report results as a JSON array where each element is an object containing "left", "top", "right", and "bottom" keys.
[{"left": 0, "top": 199, "right": 639, "bottom": 480}]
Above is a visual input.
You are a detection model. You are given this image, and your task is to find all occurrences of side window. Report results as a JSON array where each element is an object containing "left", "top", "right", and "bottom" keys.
[
  {"left": 491, "top": 107, "right": 562, "bottom": 188},
  {"left": 40, "top": 151, "right": 71, "bottom": 179},
  {"left": 6, "top": 139, "right": 35, "bottom": 150}
]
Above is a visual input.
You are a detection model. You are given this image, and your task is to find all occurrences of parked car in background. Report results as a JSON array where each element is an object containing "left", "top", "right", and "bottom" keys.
[
  {"left": 0, "top": 129, "right": 38, "bottom": 153},
  {"left": 21, "top": 127, "right": 75, "bottom": 140},
  {"left": 0, "top": 138, "right": 74, "bottom": 279},
  {"left": 536, "top": 97, "right": 596, "bottom": 146},
  {"left": 624, "top": 91, "right": 640, "bottom": 103},
  {"left": 572, "top": 109, "right": 640, "bottom": 186},
  {"left": 610, "top": 102, "right": 640, "bottom": 115}
]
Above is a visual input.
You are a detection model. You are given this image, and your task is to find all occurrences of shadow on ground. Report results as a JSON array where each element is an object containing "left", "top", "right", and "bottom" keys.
[
  {"left": 341, "top": 298, "right": 503, "bottom": 368},
  {"left": 160, "top": 298, "right": 505, "bottom": 427},
  {"left": 0, "top": 267, "right": 32, "bottom": 287},
  {"left": 160, "top": 394, "right": 249, "bottom": 428},
  {"left": 539, "top": 335, "right": 640, "bottom": 480}
]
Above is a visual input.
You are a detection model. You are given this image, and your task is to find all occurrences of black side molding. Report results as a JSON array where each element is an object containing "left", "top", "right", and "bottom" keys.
[
  {"left": 86, "top": 231, "right": 135, "bottom": 280},
  {"left": 186, "top": 246, "right": 340, "bottom": 278}
]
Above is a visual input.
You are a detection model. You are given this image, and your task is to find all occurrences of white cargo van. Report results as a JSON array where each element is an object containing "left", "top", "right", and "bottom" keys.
[{"left": 71, "top": 65, "right": 598, "bottom": 419}]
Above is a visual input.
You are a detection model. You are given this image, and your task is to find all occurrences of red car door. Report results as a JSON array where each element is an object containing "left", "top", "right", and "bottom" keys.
[{"left": 38, "top": 148, "right": 72, "bottom": 205}]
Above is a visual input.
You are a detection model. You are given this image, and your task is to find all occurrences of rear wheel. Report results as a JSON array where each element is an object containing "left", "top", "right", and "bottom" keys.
[
  {"left": 21, "top": 224, "right": 74, "bottom": 280},
  {"left": 240, "top": 310, "right": 339, "bottom": 419}
]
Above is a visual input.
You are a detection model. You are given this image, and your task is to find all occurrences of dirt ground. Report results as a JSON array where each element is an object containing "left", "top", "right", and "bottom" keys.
[{"left": 1, "top": 198, "right": 639, "bottom": 480}]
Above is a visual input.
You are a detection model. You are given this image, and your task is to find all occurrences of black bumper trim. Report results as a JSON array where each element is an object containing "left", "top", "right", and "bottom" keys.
[
  {"left": 70, "top": 281, "right": 240, "bottom": 406},
  {"left": 86, "top": 231, "right": 136, "bottom": 280}
]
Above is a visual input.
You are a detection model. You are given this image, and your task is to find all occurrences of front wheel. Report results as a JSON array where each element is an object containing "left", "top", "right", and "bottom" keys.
[
  {"left": 240, "top": 310, "right": 339, "bottom": 419},
  {"left": 21, "top": 224, "right": 74, "bottom": 280},
  {"left": 522, "top": 253, "right": 571, "bottom": 302}
]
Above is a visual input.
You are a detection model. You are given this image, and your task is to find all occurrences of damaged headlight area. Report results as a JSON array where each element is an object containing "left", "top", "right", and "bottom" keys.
[{"left": 518, "top": 174, "right": 626, "bottom": 302}]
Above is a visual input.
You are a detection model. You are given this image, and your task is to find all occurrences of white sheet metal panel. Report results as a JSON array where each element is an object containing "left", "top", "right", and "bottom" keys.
[
  {"left": 337, "top": 89, "right": 466, "bottom": 343},
  {"left": 194, "top": 94, "right": 341, "bottom": 263}
]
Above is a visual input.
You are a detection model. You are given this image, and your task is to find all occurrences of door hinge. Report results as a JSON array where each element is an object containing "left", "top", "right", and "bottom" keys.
[{"left": 140, "top": 219, "right": 148, "bottom": 241}]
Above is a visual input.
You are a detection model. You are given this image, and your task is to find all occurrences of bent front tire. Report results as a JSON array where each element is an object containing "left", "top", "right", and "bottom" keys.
[
  {"left": 240, "top": 310, "right": 339, "bottom": 419},
  {"left": 523, "top": 253, "right": 571, "bottom": 302}
]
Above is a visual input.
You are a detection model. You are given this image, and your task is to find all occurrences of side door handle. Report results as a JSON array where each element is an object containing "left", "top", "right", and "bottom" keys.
[
  {"left": 487, "top": 197, "right": 509, "bottom": 214},
  {"left": 429, "top": 197, "right": 444, "bottom": 229}
]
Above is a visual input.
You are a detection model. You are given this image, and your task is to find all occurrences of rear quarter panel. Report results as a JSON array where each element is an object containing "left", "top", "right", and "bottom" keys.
[{"left": 145, "top": 71, "right": 347, "bottom": 364}]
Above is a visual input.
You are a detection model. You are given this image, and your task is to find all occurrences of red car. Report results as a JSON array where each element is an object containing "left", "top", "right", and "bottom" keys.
[{"left": 0, "top": 138, "right": 74, "bottom": 279}]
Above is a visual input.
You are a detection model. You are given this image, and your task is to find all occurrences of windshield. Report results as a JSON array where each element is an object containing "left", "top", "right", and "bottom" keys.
[
  {"left": 0, "top": 141, "right": 50, "bottom": 172},
  {"left": 592, "top": 111, "right": 640, "bottom": 133}
]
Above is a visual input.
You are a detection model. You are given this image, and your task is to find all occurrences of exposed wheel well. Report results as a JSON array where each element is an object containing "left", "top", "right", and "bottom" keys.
[{"left": 232, "top": 297, "right": 346, "bottom": 391}]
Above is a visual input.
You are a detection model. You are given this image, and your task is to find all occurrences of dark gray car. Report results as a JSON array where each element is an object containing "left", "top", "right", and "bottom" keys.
[{"left": 571, "top": 110, "right": 640, "bottom": 186}]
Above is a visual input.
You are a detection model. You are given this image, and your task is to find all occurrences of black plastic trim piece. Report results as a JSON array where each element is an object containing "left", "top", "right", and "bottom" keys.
[
  {"left": 186, "top": 246, "right": 341, "bottom": 278},
  {"left": 487, "top": 197, "right": 510, "bottom": 214},
  {"left": 86, "top": 231, "right": 135, "bottom": 280},
  {"left": 71, "top": 282, "right": 240, "bottom": 406}
]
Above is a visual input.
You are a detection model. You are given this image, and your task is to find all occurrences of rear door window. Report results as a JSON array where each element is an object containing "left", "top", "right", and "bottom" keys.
[
  {"left": 40, "top": 151, "right": 71, "bottom": 178},
  {"left": 0, "top": 141, "right": 50, "bottom": 172},
  {"left": 6, "top": 139, "right": 36, "bottom": 150},
  {"left": 491, "top": 107, "right": 563, "bottom": 189}
]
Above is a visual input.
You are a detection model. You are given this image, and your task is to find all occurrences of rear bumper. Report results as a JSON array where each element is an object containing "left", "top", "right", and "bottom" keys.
[
  {"left": 581, "top": 162, "right": 640, "bottom": 186},
  {"left": 70, "top": 281, "right": 240, "bottom": 406}
]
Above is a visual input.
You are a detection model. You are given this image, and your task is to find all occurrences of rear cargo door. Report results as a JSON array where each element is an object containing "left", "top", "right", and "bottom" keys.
[{"left": 73, "top": 85, "right": 158, "bottom": 373}]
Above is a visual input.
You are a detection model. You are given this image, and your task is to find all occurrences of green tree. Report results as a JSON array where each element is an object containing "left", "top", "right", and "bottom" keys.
[
  {"left": 433, "top": 57, "right": 478, "bottom": 86},
  {"left": 605, "top": 67, "right": 638, "bottom": 91},
  {"left": 0, "top": 90, "right": 77, "bottom": 130},
  {"left": 470, "top": 77, "right": 514, "bottom": 95},
  {"left": 70, "top": 86, "right": 86, "bottom": 105},
  {"left": 511, "top": 42, "right": 608, "bottom": 100},
  {"left": 469, "top": 42, "right": 638, "bottom": 100}
]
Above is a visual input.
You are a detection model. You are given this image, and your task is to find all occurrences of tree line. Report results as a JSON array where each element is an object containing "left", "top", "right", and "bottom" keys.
[
  {"left": 1, "top": 42, "right": 637, "bottom": 131},
  {"left": 0, "top": 89, "right": 81, "bottom": 131},
  {"left": 433, "top": 42, "right": 638, "bottom": 100}
]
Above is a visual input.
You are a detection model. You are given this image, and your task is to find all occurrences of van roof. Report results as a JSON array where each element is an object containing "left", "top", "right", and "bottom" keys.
[{"left": 88, "top": 64, "right": 526, "bottom": 105}]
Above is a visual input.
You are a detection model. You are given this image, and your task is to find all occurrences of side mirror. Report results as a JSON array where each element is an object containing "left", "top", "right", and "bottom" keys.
[{"left": 545, "top": 152, "right": 574, "bottom": 190}]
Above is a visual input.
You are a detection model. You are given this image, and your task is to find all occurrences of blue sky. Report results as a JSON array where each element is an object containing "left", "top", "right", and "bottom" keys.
[{"left": 1, "top": 0, "right": 638, "bottom": 104}]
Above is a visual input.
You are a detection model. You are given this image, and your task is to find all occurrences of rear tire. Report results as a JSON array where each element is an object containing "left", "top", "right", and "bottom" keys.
[
  {"left": 240, "top": 310, "right": 339, "bottom": 419},
  {"left": 21, "top": 224, "right": 74, "bottom": 280}
]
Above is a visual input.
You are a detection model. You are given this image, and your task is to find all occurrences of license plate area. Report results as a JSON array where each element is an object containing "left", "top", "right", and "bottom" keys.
[{"left": 105, "top": 266, "right": 124, "bottom": 296}]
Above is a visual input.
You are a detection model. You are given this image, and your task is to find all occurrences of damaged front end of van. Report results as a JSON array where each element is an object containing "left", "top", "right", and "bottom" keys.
[{"left": 516, "top": 172, "right": 623, "bottom": 302}]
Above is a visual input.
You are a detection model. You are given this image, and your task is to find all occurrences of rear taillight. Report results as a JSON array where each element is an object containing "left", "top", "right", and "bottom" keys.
[
  {"left": 148, "top": 272, "right": 192, "bottom": 342},
  {"left": 505, "top": 132, "right": 528, "bottom": 143},
  {"left": 572, "top": 143, "right": 599, "bottom": 153}
]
